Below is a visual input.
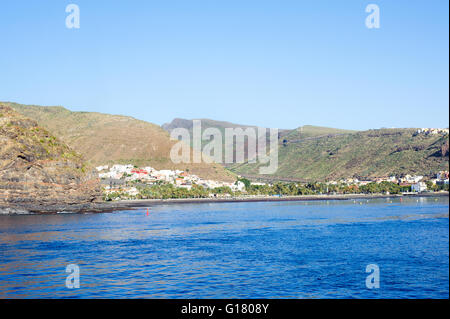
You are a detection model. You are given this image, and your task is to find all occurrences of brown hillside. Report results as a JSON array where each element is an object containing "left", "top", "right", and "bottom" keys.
[{"left": 5, "top": 102, "right": 235, "bottom": 182}]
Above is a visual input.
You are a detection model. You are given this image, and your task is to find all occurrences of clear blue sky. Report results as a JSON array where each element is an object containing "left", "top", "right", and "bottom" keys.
[{"left": 0, "top": 0, "right": 448, "bottom": 130}]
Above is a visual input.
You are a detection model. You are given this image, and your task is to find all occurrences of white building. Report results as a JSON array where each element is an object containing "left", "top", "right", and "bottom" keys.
[
  {"left": 412, "top": 182, "right": 427, "bottom": 193},
  {"left": 111, "top": 164, "right": 133, "bottom": 174},
  {"left": 232, "top": 181, "right": 246, "bottom": 192},
  {"left": 416, "top": 128, "right": 449, "bottom": 136},
  {"left": 155, "top": 170, "right": 176, "bottom": 182},
  {"left": 387, "top": 176, "right": 398, "bottom": 183},
  {"left": 403, "top": 175, "right": 423, "bottom": 183},
  {"left": 144, "top": 166, "right": 155, "bottom": 174},
  {"left": 96, "top": 165, "right": 109, "bottom": 172}
]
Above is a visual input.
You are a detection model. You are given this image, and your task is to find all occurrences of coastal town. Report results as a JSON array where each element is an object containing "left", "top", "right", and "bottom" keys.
[
  {"left": 97, "top": 164, "right": 449, "bottom": 201},
  {"left": 97, "top": 164, "right": 246, "bottom": 200}
]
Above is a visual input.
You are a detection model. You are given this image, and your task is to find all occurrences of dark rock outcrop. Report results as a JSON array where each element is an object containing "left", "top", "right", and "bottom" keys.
[{"left": 0, "top": 105, "right": 103, "bottom": 213}]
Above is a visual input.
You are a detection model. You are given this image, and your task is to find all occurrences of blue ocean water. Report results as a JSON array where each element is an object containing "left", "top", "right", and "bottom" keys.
[{"left": 0, "top": 196, "right": 448, "bottom": 299}]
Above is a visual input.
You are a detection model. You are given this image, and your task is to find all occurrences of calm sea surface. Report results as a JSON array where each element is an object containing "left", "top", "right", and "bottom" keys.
[{"left": 0, "top": 196, "right": 448, "bottom": 298}]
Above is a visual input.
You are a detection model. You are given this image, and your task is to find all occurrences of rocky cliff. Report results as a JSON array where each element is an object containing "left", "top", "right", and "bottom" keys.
[{"left": 0, "top": 105, "right": 103, "bottom": 213}]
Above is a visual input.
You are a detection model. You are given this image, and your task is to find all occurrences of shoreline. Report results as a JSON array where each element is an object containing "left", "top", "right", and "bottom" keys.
[
  {"left": 119, "top": 191, "right": 449, "bottom": 208},
  {"left": 1, "top": 192, "right": 448, "bottom": 215},
  {"left": 0, "top": 202, "right": 131, "bottom": 215}
]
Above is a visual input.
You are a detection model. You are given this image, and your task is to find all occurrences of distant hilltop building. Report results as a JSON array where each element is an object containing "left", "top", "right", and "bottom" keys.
[{"left": 415, "top": 128, "right": 449, "bottom": 136}]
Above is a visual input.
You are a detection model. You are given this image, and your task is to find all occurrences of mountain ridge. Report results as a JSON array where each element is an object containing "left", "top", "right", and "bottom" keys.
[{"left": 7, "top": 102, "right": 448, "bottom": 184}]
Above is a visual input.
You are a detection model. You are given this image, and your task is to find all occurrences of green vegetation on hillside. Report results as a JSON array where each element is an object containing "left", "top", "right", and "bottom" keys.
[
  {"left": 280, "top": 125, "right": 355, "bottom": 141},
  {"left": 231, "top": 128, "right": 449, "bottom": 181}
]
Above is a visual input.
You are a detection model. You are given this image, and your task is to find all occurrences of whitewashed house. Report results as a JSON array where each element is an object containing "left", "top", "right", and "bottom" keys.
[{"left": 412, "top": 182, "right": 427, "bottom": 193}]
